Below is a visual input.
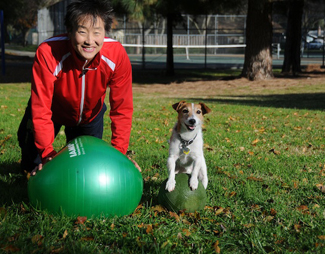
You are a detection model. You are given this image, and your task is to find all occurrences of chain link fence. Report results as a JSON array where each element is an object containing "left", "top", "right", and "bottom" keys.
[{"left": 36, "top": 2, "right": 324, "bottom": 69}]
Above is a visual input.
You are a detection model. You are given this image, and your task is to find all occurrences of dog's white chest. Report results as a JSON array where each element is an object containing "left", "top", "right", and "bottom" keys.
[{"left": 177, "top": 150, "right": 194, "bottom": 166}]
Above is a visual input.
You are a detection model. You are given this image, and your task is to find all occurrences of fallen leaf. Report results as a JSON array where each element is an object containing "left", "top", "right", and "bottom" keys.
[
  {"left": 265, "top": 216, "right": 274, "bottom": 222},
  {"left": 214, "top": 240, "right": 221, "bottom": 253},
  {"left": 61, "top": 230, "right": 68, "bottom": 240},
  {"left": 215, "top": 207, "right": 224, "bottom": 216},
  {"left": 269, "top": 148, "right": 280, "bottom": 155},
  {"left": 7, "top": 234, "right": 19, "bottom": 242},
  {"left": 136, "top": 203, "right": 143, "bottom": 210},
  {"left": 297, "top": 205, "right": 308, "bottom": 211},
  {"left": 161, "top": 241, "right": 169, "bottom": 248},
  {"left": 247, "top": 176, "right": 263, "bottom": 182},
  {"left": 81, "top": 236, "right": 94, "bottom": 241},
  {"left": 151, "top": 173, "right": 160, "bottom": 181},
  {"left": 294, "top": 224, "right": 301, "bottom": 232},
  {"left": 270, "top": 208, "right": 277, "bottom": 216},
  {"left": 31, "top": 234, "right": 43, "bottom": 246},
  {"left": 229, "top": 191, "right": 237, "bottom": 197},
  {"left": 75, "top": 216, "right": 87, "bottom": 225},
  {"left": 281, "top": 182, "right": 290, "bottom": 188},
  {"left": 51, "top": 246, "right": 65, "bottom": 253},
  {"left": 251, "top": 139, "right": 260, "bottom": 145},
  {"left": 136, "top": 236, "right": 146, "bottom": 247},
  {"left": 293, "top": 181, "right": 299, "bottom": 189},
  {"left": 182, "top": 229, "right": 191, "bottom": 236},
  {"left": 182, "top": 218, "right": 191, "bottom": 225},
  {"left": 169, "top": 211, "right": 180, "bottom": 222},
  {"left": 318, "top": 235, "right": 325, "bottom": 240},
  {"left": 151, "top": 205, "right": 166, "bottom": 213},
  {"left": 146, "top": 224, "right": 153, "bottom": 234},
  {"left": 297, "top": 205, "right": 309, "bottom": 214},
  {"left": 3, "top": 245, "right": 20, "bottom": 252}
]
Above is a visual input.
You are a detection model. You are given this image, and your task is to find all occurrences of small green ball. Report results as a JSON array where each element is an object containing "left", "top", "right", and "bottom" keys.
[{"left": 158, "top": 174, "right": 207, "bottom": 212}]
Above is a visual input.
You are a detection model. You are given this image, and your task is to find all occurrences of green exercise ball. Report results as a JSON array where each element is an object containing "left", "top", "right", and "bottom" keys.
[
  {"left": 28, "top": 136, "right": 143, "bottom": 218},
  {"left": 158, "top": 174, "right": 206, "bottom": 213}
]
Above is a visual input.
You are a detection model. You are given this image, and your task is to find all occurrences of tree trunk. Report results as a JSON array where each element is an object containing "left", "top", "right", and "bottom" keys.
[
  {"left": 166, "top": 13, "right": 174, "bottom": 76},
  {"left": 282, "top": 0, "right": 304, "bottom": 74},
  {"left": 242, "top": 0, "right": 273, "bottom": 80}
]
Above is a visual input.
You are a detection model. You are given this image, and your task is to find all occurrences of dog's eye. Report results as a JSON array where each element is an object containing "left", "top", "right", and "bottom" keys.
[
  {"left": 196, "top": 110, "right": 202, "bottom": 114},
  {"left": 182, "top": 109, "right": 189, "bottom": 114}
]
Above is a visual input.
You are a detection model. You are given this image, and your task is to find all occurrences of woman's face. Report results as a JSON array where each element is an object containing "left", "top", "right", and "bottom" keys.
[{"left": 70, "top": 15, "right": 105, "bottom": 62}]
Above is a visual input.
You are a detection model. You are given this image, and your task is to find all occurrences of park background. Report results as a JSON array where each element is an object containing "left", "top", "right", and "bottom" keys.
[{"left": 1, "top": 0, "right": 325, "bottom": 253}]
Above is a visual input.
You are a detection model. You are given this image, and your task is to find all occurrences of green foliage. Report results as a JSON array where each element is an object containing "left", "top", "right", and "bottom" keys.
[{"left": 1, "top": 73, "right": 325, "bottom": 253}]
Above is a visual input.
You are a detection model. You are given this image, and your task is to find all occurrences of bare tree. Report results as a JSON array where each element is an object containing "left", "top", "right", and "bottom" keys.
[
  {"left": 282, "top": 0, "right": 304, "bottom": 74},
  {"left": 242, "top": 0, "right": 273, "bottom": 80}
]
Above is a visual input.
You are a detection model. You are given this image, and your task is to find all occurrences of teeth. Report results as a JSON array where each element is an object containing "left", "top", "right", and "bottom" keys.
[{"left": 84, "top": 47, "right": 94, "bottom": 52}]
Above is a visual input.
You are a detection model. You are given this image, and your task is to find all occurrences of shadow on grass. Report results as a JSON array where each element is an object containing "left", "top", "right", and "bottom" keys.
[
  {"left": 141, "top": 180, "right": 162, "bottom": 207},
  {"left": 0, "top": 162, "right": 29, "bottom": 206},
  {"left": 132, "top": 68, "right": 242, "bottom": 84},
  {"left": 1, "top": 55, "right": 34, "bottom": 83},
  {"left": 189, "top": 92, "right": 325, "bottom": 111},
  {"left": 3, "top": 53, "right": 325, "bottom": 85}
]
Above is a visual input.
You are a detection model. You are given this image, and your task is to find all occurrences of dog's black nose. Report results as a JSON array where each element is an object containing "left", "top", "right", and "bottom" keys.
[{"left": 189, "top": 119, "right": 196, "bottom": 125}]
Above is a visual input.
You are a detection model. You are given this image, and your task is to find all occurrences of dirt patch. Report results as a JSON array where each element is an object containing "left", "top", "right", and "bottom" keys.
[{"left": 133, "top": 71, "right": 325, "bottom": 98}]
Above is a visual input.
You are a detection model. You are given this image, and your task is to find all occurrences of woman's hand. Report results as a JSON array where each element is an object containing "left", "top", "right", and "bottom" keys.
[{"left": 31, "top": 157, "right": 53, "bottom": 176}]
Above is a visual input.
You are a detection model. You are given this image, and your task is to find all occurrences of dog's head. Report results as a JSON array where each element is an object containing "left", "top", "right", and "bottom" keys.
[{"left": 172, "top": 101, "right": 211, "bottom": 132}]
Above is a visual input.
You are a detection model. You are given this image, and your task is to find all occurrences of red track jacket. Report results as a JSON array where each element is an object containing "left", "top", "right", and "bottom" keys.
[{"left": 31, "top": 34, "right": 133, "bottom": 161}]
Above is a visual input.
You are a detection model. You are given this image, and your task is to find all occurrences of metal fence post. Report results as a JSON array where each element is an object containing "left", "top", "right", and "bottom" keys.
[{"left": 0, "top": 10, "right": 5, "bottom": 76}]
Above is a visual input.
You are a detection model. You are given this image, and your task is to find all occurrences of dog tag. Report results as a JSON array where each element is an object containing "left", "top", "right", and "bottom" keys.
[{"left": 182, "top": 147, "right": 190, "bottom": 154}]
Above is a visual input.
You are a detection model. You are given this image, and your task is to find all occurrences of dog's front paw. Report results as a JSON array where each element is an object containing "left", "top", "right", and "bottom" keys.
[
  {"left": 165, "top": 179, "right": 176, "bottom": 192},
  {"left": 189, "top": 177, "right": 199, "bottom": 190}
]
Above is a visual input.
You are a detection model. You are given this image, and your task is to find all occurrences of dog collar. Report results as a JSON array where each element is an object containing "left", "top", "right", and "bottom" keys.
[
  {"left": 178, "top": 134, "right": 197, "bottom": 147},
  {"left": 178, "top": 134, "right": 197, "bottom": 154}
]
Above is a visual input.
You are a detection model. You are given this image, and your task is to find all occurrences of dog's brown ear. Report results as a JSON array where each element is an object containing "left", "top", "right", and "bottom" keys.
[
  {"left": 172, "top": 100, "right": 186, "bottom": 111},
  {"left": 199, "top": 103, "right": 211, "bottom": 115}
]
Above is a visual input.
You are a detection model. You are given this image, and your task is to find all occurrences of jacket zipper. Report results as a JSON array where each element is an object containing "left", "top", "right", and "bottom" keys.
[{"left": 78, "top": 61, "right": 88, "bottom": 125}]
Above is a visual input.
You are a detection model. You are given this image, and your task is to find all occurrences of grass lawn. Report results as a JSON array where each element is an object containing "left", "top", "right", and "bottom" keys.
[{"left": 1, "top": 69, "right": 325, "bottom": 253}]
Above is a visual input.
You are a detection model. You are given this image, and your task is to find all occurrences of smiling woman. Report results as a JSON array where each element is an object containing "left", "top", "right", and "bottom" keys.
[{"left": 16, "top": 0, "right": 138, "bottom": 176}]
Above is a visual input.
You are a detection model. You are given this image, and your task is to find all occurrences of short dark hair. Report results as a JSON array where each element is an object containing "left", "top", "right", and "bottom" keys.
[{"left": 64, "top": 0, "right": 114, "bottom": 33}]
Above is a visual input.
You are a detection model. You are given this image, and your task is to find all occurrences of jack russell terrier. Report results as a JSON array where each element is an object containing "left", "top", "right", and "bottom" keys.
[{"left": 166, "top": 101, "right": 211, "bottom": 192}]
